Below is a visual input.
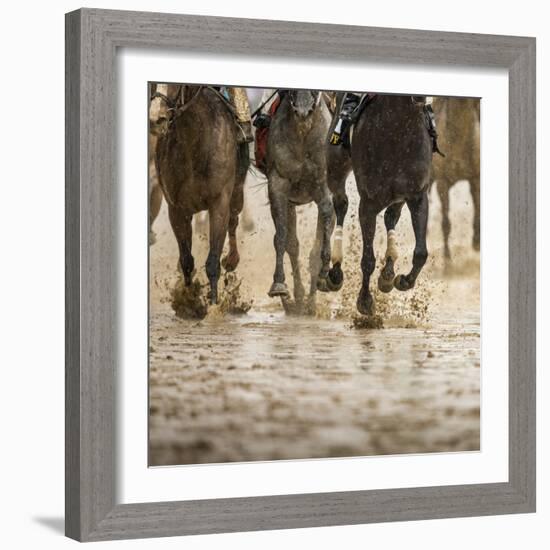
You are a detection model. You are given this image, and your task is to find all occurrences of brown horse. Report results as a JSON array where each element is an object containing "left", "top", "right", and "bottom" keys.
[
  {"left": 431, "top": 97, "right": 480, "bottom": 260},
  {"left": 148, "top": 83, "right": 182, "bottom": 244},
  {"left": 155, "top": 85, "right": 249, "bottom": 303}
]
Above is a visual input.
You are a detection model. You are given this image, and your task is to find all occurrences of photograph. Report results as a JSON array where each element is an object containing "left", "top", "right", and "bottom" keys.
[{"left": 148, "top": 84, "right": 481, "bottom": 467}]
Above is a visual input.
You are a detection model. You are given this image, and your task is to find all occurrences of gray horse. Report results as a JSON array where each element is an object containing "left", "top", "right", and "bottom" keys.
[{"left": 266, "top": 89, "right": 335, "bottom": 313}]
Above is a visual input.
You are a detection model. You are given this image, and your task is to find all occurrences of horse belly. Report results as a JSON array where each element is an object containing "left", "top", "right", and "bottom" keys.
[{"left": 288, "top": 180, "right": 313, "bottom": 205}]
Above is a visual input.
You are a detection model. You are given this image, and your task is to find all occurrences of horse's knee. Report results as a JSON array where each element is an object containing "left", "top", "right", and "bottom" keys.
[
  {"left": 319, "top": 196, "right": 333, "bottom": 221},
  {"left": 333, "top": 193, "right": 348, "bottom": 225}
]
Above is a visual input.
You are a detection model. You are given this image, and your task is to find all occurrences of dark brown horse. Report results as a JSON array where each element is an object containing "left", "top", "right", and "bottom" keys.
[
  {"left": 351, "top": 95, "right": 433, "bottom": 315},
  {"left": 155, "top": 85, "right": 249, "bottom": 303},
  {"left": 431, "top": 97, "right": 480, "bottom": 260},
  {"left": 323, "top": 94, "right": 436, "bottom": 316}
]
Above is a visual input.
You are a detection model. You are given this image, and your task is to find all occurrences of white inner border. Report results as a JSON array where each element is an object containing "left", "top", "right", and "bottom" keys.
[{"left": 117, "top": 48, "right": 509, "bottom": 504}]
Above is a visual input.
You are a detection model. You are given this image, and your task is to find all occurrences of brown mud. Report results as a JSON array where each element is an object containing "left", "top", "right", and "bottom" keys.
[{"left": 149, "top": 171, "right": 480, "bottom": 466}]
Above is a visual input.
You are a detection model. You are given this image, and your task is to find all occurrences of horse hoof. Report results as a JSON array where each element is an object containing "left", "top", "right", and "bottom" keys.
[
  {"left": 268, "top": 282, "right": 290, "bottom": 298},
  {"left": 356, "top": 293, "right": 375, "bottom": 317},
  {"left": 394, "top": 274, "right": 414, "bottom": 291},
  {"left": 377, "top": 274, "right": 394, "bottom": 293},
  {"left": 221, "top": 253, "right": 240, "bottom": 272},
  {"left": 327, "top": 264, "right": 344, "bottom": 291},
  {"left": 316, "top": 276, "right": 331, "bottom": 293}
]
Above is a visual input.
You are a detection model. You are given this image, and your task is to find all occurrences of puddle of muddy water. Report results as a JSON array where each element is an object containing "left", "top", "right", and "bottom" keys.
[{"left": 149, "top": 284, "right": 480, "bottom": 466}]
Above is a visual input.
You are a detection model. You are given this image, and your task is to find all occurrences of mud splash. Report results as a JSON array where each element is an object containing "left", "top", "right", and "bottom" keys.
[
  {"left": 170, "top": 272, "right": 253, "bottom": 320},
  {"left": 170, "top": 279, "right": 208, "bottom": 319}
]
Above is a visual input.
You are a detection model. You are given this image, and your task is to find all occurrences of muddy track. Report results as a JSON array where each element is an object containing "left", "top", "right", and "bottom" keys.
[{"left": 149, "top": 172, "right": 480, "bottom": 466}]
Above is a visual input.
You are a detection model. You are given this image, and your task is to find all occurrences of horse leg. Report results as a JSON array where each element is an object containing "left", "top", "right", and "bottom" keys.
[
  {"left": 307, "top": 211, "right": 324, "bottom": 313},
  {"left": 148, "top": 135, "right": 162, "bottom": 245},
  {"left": 222, "top": 179, "right": 244, "bottom": 272},
  {"left": 316, "top": 194, "right": 335, "bottom": 292},
  {"left": 437, "top": 179, "right": 452, "bottom": 260},
  {"left": 267, "top": 174, "right": 290, "bottom": 298},
  {"left": 394, "top": 190, "right": 429, "bottom": 291},
  {"left": 470, "top": 176, "right": 481, "bottom": 251},
  {"left": 357, "top": 198, "right": 378, "bottom": 316},
  {"left": 326, "top": 146, "right": 351, "bottom": 291},
  {"left": 282, "top": 204, "right": 305, "bottom": 313},
  {"left": 327, "top": 186, "right": 348, "bottom": 291},
  {"left": 167, "top": 205, "right": 194, "bottom": 285},
  {"left": 149, "top": 182, "right": 163, "bottom": 245},
  {"left": 378, "top": 201, "right": 405, "bottom": 292},
  {"left": 206, "top": 196, "right": 231, "bottom": 304}
]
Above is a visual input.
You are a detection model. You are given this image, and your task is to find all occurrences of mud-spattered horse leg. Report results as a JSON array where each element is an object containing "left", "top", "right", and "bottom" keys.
[
  {"left": 268, "top": 174, "right": 290, "bottom": 298},
  {"left": 168, "top": 205, "right": 194, "bottom": 285},
  {"left": 327, "top": 188, "right": 348, "bottom": 290},
  {"left": 149, "top": 183, "right": 163, "bottom": 245},
  {"left": 222, "top": 179, "right": 244, "bottom": 272},
  {"left": 394, "top": 189, "right": 429, "bottom": 291},
  {"left": 315, "top": 194, "right": 335, "bottom": 293},
  {"left": 306, "top": 211, "right": 324, "bottom": 313},
  {"left": 206, "top": 195, "right": 231, "bottom": 304},
  {"left": 470, "top": 176, "right": 480, "bottom": 252},
  {"left": 326, "top": 143, "right": 350, "bottom": 291},
  {"left": 437, "top": 179, "right": 452, "bottom": 261},
  {"left": 357, "top": 198, "right": 378, "bottom": 316},
  {"left": 282, "top": 204, "right": 305, "bottom": 314},
  {"left": 378, "top": 201, "right": 404, "bottom": 292}
]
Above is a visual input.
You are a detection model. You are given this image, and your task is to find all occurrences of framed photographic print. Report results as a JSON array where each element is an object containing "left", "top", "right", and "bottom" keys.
[{"left": 65, "top": 8, "right": 536, "bottom": 542}]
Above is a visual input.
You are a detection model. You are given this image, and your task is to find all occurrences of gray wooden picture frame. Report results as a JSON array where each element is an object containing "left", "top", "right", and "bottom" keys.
[{"left": 65, "top": 8, "right": 536, "bottom": 542}]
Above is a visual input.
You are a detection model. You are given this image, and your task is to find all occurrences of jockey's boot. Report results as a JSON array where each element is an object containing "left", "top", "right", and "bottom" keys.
[
  {"left": 229, "top": 87, "right": 254, "bottom": 144},
  {"left": 329, "top": 92, "right": 361, "bottom": 146}
]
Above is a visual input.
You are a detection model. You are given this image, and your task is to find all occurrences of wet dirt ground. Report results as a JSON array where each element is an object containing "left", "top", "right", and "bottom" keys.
[{"left": 149, "top": 172, "right": 480, "bottom": 466}]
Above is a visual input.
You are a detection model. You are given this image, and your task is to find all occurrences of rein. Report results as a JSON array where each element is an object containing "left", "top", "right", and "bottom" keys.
[
  {"left": 150, "top": 85, "right": 248, "bottom": 142},
  {"left": 251, "top": 90, "right": 279, "bottom": 119},
  {"left": 150, "top": 85, "right": 204, "bottom": 122}
]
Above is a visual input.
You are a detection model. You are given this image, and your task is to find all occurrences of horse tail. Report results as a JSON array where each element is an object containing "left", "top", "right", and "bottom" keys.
[{"left": 237, "top": 142, "right": 250, "bottom": 183}]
